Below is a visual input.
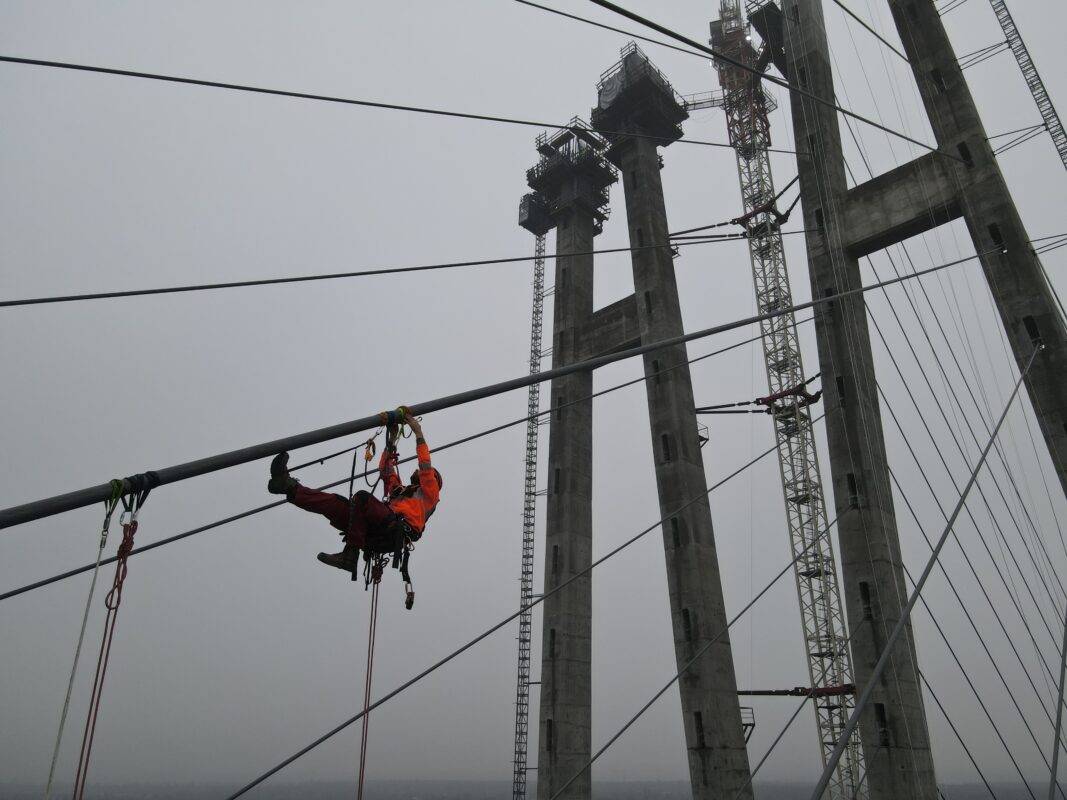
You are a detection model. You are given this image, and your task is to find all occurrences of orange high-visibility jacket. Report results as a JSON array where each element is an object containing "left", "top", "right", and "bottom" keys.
[{"left": 379, "top": 440, "right": 440, "bottom": 533}]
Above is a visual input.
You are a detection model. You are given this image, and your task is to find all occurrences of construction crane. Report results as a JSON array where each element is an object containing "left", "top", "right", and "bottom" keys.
[
  {"left": 987, "top": 0, "right": 1067, "bottom": 171},
  {"left": 513, "top": 193, "right": 553, "bottom": 800},
  {"left": 687, "top": 2, "right": 867, "bottom": 797}
]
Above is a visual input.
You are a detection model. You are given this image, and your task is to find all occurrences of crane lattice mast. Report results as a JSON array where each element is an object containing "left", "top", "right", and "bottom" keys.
[
  {"left": 987, "top": 0, "right": 1067, "bottom": 171},
  {"left": 511, "top": 225, "right": 548, "bottom": 800},
  {"left": 691, "top": 2, "right": 867, "bottom": 796}
]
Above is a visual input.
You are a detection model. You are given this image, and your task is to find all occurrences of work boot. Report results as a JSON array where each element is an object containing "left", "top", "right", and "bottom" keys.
[
  {"left": 267, "top": 452, "right": 299, "bottom": 496},
  {"left": 317, "top": 545, "right": 360, "bottom": 573}
]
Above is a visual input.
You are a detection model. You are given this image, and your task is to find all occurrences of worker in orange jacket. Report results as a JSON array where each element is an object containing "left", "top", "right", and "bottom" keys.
[{"left": 268, "top": 414, "right": 442, "bottom": 573}]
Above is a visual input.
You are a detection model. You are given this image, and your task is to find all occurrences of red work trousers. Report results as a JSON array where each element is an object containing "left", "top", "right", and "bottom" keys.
[{"left": 289, "top": 486, "right": 396, "bottom": 549}]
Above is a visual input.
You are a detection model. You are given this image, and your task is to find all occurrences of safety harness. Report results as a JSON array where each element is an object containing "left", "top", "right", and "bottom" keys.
[{"left": 347, "top": 407, "right": 420, "bottom": 611}]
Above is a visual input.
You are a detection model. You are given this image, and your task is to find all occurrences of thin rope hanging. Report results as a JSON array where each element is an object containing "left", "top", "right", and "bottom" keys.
[
  {"left": 43, "top": 480, "right": 123, "bottom": 800},
  {"left": 71, "top": 482, "right": 152, "bottom": 800},
  {"left": 356, "top": 571, "right": 382, "bottom": 800}
]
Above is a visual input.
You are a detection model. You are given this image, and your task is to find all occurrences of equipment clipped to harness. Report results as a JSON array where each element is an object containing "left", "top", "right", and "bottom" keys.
[
  {"left": 358, "top": 529, "right": 417, "bottom": 610},
  {"left": 401, "top": 546, "right": 415, "bottom": 610},
  {"left": 345, "top": 416, "right": 418, "bottom": 610}
]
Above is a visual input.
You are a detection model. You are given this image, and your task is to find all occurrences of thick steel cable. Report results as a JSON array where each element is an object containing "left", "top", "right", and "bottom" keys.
[
  {"left": 0, "top": 237, "right": 733, "bottom": 308},
  {"left": 0, "top": 320, "right": 813, "bottom": 603},
  {"left": 0, "top": 251, "right": 985, "bottom": 530},
  {"left": 511, "top": 0, "right": 708, "bottom": 61},
  {"left": 221, "top": 428, "right": 804, "bottom": 799},
  {"left": 809, "top": 346, "right": 1040, "bottom": 800},
  {"left": 0, "top": 55, "right": 796, "bottom": 155},
  {"left": 583, "top": 0, "right": 959, "bottom": 160},
  {"left": 547, "top": 516, "right": 841, "bottom": 800}
]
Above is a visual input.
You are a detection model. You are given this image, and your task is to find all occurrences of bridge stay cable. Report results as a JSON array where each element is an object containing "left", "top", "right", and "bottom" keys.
[
  {"left": 546, "top": 515, "right": 842, "bottom": 800},
  {"left": 0, "top": 236, "right": 750, "bottom": 309},
  {"left": 220, "top": 425, "right": 823, "bottom": 799},
  {"left": 0, "top": 55, "right": 797, "bottom": 155},
  {"left": 0, "top": 251, "right": 986, "bottom": 532},
  {"left": 809, "top": 345, "right": 1041, "bottom": 800},
  {"left": 0, "top": 319, "right": 815, "bottom": 604}
]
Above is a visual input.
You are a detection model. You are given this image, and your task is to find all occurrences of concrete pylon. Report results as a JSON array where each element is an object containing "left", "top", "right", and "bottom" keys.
[
  {"left": 525, "top": 122, "right": 617, "bottom": 800},
  {"left": 591, "top": 44, "right": 755, "bottom": 800},
  {"left": 749, "top": 1, "right": 939, "bottom": 797},
  {"left": 747, "top": 0, "right": 1067, "bottom": 794},
  {"left": 883, "top": 0, "right": 1067, "bottom": 509}
]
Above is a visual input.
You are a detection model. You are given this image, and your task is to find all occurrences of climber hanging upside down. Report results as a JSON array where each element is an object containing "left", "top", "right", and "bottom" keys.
[{"left": 267, "top": 413, "right": 442, "bottom": 574}]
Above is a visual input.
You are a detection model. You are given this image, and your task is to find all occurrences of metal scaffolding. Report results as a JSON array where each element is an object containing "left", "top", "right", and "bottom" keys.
[
  {"left": 987, "top": 0, "right": 1067, "bottom": 171},
  {"left": 695, "top": 2, "right": 866, "bottom": 796},
  {"left": 513, "top": 193, "right": 552, "bottom": 799}
]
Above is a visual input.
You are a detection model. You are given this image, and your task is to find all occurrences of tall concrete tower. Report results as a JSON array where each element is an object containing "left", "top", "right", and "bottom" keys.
[
  {"left": 746, "top": 1, "right": 941, "bottom": 796},
  {"left": 744, "top": 0, "right": 1067, "bottom": 795},
  {"left": 591, "top": 44, "right": 755, "bottom": 800},
  {"left": 526, "top": 119, "right": 617, "bottom": 800}
]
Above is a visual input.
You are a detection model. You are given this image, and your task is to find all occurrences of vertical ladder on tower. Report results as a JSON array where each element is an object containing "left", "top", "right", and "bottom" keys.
[
  {"left": 693, "top": 2, "right": 867, "bottom": 798},
  {"left": 512, "top": 232, "right": 547, "bottom": 800},
  {"left": 988, "top": 0, "right": 1067, "bottom": 171}
]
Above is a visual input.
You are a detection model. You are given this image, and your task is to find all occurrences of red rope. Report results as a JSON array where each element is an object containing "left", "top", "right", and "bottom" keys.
[
  {"left": 71, "top": 516, "right": 139, "bottom": 800},
  {"left": 356, "top": 569, "right": 382, "bottom": 799}
]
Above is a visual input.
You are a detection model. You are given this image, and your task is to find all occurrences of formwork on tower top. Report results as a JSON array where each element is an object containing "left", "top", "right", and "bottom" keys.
[
  {"left": 524, "top": 117, "right": 616, "bottom": 234},
  {"left": 590, "top": 43, "right": 688, "bottom": 153}
]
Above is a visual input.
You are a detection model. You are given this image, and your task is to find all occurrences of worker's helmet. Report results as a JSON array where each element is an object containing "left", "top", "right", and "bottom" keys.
[{"left": 411, "top": 468, "right": 444, "bottom": 490}]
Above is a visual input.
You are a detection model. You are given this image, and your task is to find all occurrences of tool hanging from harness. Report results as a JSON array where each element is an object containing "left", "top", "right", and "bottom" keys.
[
  {"left": 71, "top": 472, "right": 157, "bottom": 800},
  {"left": 348, "top": 408, "right": 419, "bottom": 610},
  {"left": 696, "top": 373, "right": 822, "bottom": 417}
]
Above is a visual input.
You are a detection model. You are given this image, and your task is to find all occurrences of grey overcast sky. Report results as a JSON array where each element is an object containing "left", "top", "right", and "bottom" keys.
[{"left": 2, "top": 0, "right": 1067, "bottom": 793}]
